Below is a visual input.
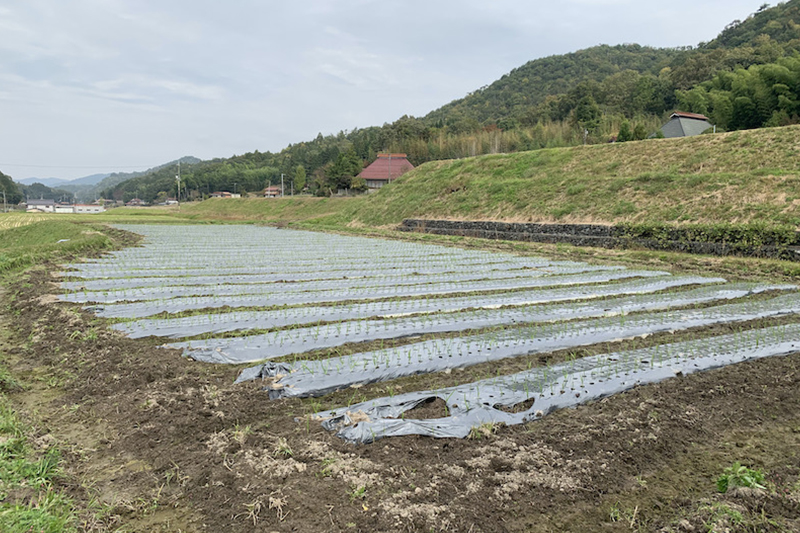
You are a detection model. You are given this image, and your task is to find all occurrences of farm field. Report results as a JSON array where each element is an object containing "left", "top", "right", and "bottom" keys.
[
  {"left": 4, "top": 221, "right": 800, "bottom": 531},
  {"left": 0, "top": 212, "right": 47, "bottom": 230}
]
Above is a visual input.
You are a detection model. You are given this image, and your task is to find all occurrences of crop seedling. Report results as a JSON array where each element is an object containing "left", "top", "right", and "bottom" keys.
[{"left": 717, "top": 462, "right": 766, "bottom": 493}]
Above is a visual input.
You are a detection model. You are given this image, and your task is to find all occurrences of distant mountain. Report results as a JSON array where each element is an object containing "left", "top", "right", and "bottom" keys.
[
  {"left": 47, "top": 156, "right": 201, "bottom": 202},
  {"left": 20, "top": 182, "right": 75, "bottom": 202},
  {"left": 18, "top": 177, "right": 70, "bottom": 187},
  {"left": 22, "top": 172, "right": 111, "bottom": 188},
  {"left": 67, "top": 173, "right": 112, "bottom": 186}
]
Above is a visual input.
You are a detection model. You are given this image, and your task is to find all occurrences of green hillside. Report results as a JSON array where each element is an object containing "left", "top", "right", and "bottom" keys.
[
  {"left": 170, "top": 125, "right": 800, "bottom": 231},
  {"left": 334, "top": 126, "right": 800, "bottom": 227}
]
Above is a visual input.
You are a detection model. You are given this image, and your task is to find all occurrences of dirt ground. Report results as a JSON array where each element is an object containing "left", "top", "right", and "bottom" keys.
[{"left": 4, "top": 254, "right": 800, "bottom": 532}]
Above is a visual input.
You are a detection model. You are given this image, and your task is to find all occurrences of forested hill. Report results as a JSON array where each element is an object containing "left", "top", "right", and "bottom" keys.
[
  {"left": 425, "top": 1, "right": 800, "bottom": 130},
  {"left": 422, "top": 45, "right": 681, "bottom": 128},
  {"left": 106, "top": 1, "right": 800, "bottom": 204}
]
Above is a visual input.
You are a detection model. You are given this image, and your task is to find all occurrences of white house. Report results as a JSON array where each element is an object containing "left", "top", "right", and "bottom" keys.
[
  {"left": 74, "top": 204, "right": 106, "bottom": 214},
  {"left": 26, "top": 199, "right": 55, "bottom": 213}
]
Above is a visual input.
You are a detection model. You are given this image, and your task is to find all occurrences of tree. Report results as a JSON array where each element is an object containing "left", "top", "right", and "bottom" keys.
[
  {"left": 633, "top": 123, "right": 648, "bottom": 140},
  {"left": 327, "top": 148, "right": 362, "bottom": 190},
  {"left": 617, "top": 120, "right": 633, "bottom": 142},
  {"left": 0, "top": 172, "right": 22, "bottom": 205},
  {"left": 293, "top": 165, "right": 306, "bottom": 192},
  {"left": 351, "top": 176, "right": 368, "bottom": 192},
  {"left": 573, "top": 95, "right": 602, "bottom": 133}
]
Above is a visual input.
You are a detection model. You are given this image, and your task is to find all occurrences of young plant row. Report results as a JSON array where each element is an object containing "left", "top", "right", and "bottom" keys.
[
  {"left": 236, "top": 291, "right": 800, "bottom": 395},
  {"left": 177, "top": 282, "right": 787, "bottom": 365},
  {"left": 112, "top": 275, "right": 721, "bottom": 338},
  {"left": 317, "top": 322, "right": 800, "bottom": 443}
]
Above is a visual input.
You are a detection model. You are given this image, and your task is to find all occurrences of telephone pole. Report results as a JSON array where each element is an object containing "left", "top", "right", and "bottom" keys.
[
  {"left": 281, "top": 173, "right": 284, "bottom": 197},
  {"left": 176, "top": 161, "right": 181, "bottom": 210}
]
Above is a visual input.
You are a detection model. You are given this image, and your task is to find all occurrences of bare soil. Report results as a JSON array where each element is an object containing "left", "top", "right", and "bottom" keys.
[{"left": 4, "top": 262, "right": 800, "bottom": 532}]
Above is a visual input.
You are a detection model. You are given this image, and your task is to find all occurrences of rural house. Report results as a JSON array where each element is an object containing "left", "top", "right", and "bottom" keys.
[
  {"left": 358, "top": 153, "right": 414, "bottom": 190},
  {"left": 659, "top": 111, "right": 713, "bottom": 138},
  {"left": 26, "top": 199, "right": 55, "bottom": 213},
  {"left": 74, "top": 204, "right": 106, "bottom": 214},
  {"left": 264, "top": 186, "right": 282, "bottom": 198}
]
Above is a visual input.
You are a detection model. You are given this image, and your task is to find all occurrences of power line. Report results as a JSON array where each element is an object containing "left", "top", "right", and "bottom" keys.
[{"left": 0, "top": 162, "right": 153, "bottom": 169}]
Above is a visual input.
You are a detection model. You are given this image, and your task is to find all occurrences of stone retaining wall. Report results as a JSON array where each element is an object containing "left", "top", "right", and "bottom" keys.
[{"left": 399, "top": 219, "right": 800, "bottom": 261}]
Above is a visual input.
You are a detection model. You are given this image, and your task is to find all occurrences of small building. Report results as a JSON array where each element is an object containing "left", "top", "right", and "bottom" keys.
[
  {"left": 659, "top": 112, "right": 713, "bottom": 138},
  {"left": 126, "top": 198, "right": 146, "bottom": 207},
  {"left": 26, "top": 199, "right": 55, "bottom": 213},
  {"left": 358, "top": 153, "right": 415, "bottom": 190},
  {"left": 54, "top": 204, "right": 74, "bottom": 214},
  {"left": 165, "top": 198, "right": 178, "bottom": 205},
  {"left": 74, "top": 204, "right": 106, "bottom": 214},
  {"left": 264, "top": 186, "right": 282, "bottom": 198},
  {"left": 210, "top": 191, "right": 232, "bottom": 198}
]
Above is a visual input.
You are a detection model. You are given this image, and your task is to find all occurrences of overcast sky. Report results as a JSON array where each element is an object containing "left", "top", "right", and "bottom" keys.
[{"left": 0, "top": 0, "right": 770, "bottom": 180}]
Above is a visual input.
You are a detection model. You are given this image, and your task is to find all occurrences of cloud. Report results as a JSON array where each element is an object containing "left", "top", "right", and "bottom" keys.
[{"left": 0, "top": 0, "right": 771, "bottom": 179}]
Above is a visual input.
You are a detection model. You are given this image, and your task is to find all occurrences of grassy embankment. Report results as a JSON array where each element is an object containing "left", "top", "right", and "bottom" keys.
[
  {"left": 129, "top": 125, "right": 800, "bottom": 231},
  {"left": 322, "top": 125, "right": 800, "bottom": 228},
  {"left": 0, "top": 221, "right": 131, "bottom": 531}
]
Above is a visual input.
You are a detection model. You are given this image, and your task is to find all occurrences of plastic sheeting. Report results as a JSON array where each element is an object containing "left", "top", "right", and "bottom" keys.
[
  {"left": 62, "top": 225, "right": 566, "bottom": 280},
  {"left": 317, "top": 323, "right": 800, "bottom": 443},
  {"left": 61, "top": 261, "right": 580, "bottom": 291},
  {"left": 87, "top": 269, "right": 669, "bottom": 318},
  {"left": 61, "top": 264, "right": 623, "bottom": 304},
  {"left": 114, "top": 275, "right": 726, "bottom": 339},
  {"left": 236, "top": 291, "right": 800, "bottom": 390},
  {"left": 197, "top": 282, "right": 785, "bottom": 366}
]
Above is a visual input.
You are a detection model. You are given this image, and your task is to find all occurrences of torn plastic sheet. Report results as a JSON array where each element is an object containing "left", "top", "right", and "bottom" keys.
[
  {"left": 114, "top": 275, "right": 724, "bottom": 338},
  {"left": 197, "top": 282, "right": 785, "bottom": 367},
  {"left": 87, "top": 269, "right": 668, "bottom": 318},
  {"left": 60, "top": 264, "right": 623, "bottom": 304},
  {"left": 235, "top": 291, "right": 800, "bottom": 386},
  {"left": 316, "top": 323, "right": 800, "bottom": 443}
]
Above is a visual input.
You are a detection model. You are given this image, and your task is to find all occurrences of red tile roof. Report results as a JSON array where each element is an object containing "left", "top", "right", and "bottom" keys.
[
  {"left": 358, "top": 154, "right": 414, "bottom": 182},
  {"left": 671, "top": 111, "right": 710, "bottom": 121}
]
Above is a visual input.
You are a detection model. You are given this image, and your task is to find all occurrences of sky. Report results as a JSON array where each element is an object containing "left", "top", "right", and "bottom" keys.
[{"left": 0, "top": 0, "right": 772, "bottom": 181}]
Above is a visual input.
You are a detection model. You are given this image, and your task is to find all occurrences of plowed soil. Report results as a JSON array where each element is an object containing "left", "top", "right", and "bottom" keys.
[{"left": 4, "top": 261, "right": 800, "bottom": 532}]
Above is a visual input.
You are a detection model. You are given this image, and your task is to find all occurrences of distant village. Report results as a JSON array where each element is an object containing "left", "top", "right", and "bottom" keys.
[{"left": 21, "top": 153, "right": 419, "bottom": 212}]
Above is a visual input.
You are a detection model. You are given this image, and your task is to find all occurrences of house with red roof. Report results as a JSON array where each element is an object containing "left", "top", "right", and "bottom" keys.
[
  {"left": 358, "top": 153, "right": 414, "bottom": 190},
  {"left": 264, "top": 186, "right": 282, "bottom": 198}
]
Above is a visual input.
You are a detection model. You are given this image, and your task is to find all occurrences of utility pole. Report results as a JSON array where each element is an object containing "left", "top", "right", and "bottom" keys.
[
  {"left": 2, "top": 189, "right": 6, "bottom": 213},
  {"left": 281, "top": 173, "right": 284, "bottom": 197},
  {"left": 176, "top": 161, "right": 181, "bottom": 210},
  {"left": 234, "top": 182, "right": 237, "bottom": 195}
]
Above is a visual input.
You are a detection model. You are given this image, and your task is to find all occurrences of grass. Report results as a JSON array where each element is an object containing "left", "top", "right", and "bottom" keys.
[
  {"left": 0, "top": 220, "right": 118, "bottom": 274},
  {"left": 0, "top": 396, "right": 76, "bottom": 532},
  {"left": 306, "top": 125, "right": 800, "bottom": 228}
]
